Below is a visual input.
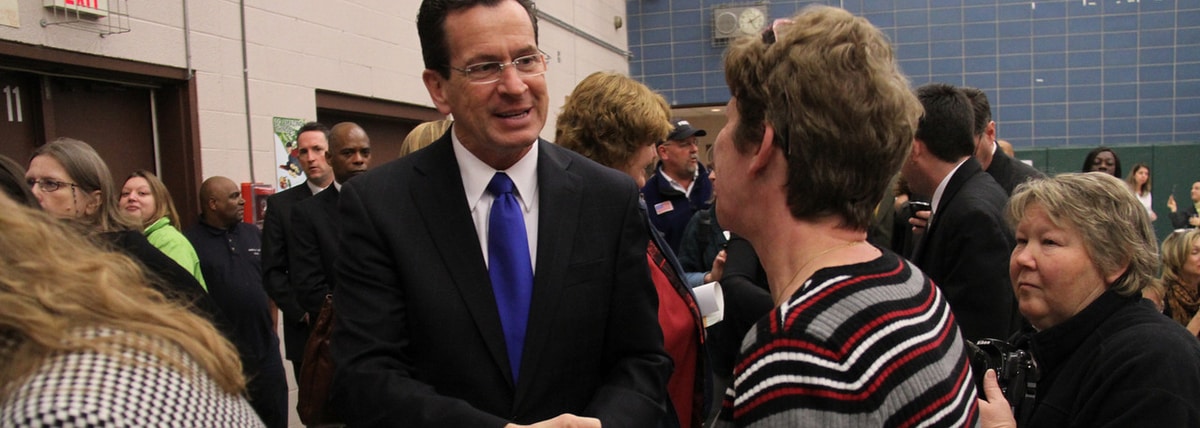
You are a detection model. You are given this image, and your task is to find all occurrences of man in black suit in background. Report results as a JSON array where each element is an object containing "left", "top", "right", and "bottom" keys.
[
  {"left": 902, "top": 83, "right": 1021, "bottom": 342},
  {"left": 261, "top": 121, "right": 333, "bottom": 379},
  {"left": 288, "top": 122, "right": 371, "bottom": 319},
  {"left": 961, "top": 86, "right": 1045, "bottom": 195},
  {"left": 329, "top": 1, "right": 670, "bottom": 427}
]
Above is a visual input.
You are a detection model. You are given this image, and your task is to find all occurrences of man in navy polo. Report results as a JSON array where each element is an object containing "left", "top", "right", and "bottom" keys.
[
  {"left": 185, "top": 176, "right": 287, "bottom": 428},
  {"left": 642, "top": 119, "right": 713, "bottom": 253}
]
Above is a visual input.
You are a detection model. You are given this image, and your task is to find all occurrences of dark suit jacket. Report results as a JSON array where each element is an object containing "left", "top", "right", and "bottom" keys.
[
  {"left": 261, "top": 182, "right": 316, "bottom": 361},
  {"left": 332, "top": 136, "right": 671, "bottom": 427},
  {"left": 1170, "top": 202, "right": 1199, "bottom": 229},
  {"left": 913, "top": 158, "right": 1021, "bottom": 341},
  {"left": 985, "top": 144, "right": 1045, "bottom": 195},
  {"left": 288, "top": 185, "right": 341, "bottom": 315}
]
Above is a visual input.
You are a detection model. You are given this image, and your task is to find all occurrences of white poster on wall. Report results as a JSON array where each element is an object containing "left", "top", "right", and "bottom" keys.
[
  {"left": 0, "top": 0, "right": 19, "bottom": 28},
  {"left": 272, "top": 116, "right": 307, "bottom": 191}
]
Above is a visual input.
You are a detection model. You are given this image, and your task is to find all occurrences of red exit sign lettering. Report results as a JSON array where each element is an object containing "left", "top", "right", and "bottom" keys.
[{"left": 43, "top": 0, "right": 109, "bottom": 17}]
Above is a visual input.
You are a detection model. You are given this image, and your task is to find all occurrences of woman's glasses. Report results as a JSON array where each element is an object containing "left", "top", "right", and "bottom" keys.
[{"left": 26, "top": 178, "right": 77, "bottom": 193}]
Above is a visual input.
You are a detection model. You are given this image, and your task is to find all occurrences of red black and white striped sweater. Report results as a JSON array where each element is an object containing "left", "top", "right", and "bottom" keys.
[{"left": 716, "top": 250, "right": 979, "bottom": 427}]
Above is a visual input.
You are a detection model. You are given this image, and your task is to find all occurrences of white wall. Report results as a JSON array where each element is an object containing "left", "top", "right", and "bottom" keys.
[{"left": 0, "top": 0, "right": 630, "bottom": 183}]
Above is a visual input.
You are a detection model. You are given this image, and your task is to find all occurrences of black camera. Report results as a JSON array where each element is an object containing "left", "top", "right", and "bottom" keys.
[{"left": 966, "top": 338, "right": 1039, "bottom": 415}]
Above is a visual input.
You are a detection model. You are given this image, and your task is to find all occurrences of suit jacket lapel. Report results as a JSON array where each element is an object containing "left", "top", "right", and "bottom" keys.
[
  {"left": 514, "top": 141, "right": 582, "bottom": 402},
  {"left": 914, "top": 158, "right": 984, "bottom": 262},
  {"left": 410, "top": 137, "right": 513, "bottom": 383}
]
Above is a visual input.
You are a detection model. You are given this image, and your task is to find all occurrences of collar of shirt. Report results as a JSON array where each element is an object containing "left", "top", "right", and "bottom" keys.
[
  {"left": 930, "top": 158, "right": 969, "bottom": 216},
  {"left": 306, "top": 179, "right": 329, "bottom": 195},
  {"left": 660, "top": 165, "right": 697, "bottom": 196},
  {"left": 452, "top": 130, "right": 540, "bottom": 269},
  {"left": 331, "top": 180, "right": 342, "bottom": 192},
  {"left": 452, "top": 132, "right": 539, "bottom": 214}
]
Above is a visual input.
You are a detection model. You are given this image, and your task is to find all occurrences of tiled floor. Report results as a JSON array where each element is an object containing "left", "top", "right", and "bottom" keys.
[{"left": 274, "top": 319, "right": 303, "bottom": 428}]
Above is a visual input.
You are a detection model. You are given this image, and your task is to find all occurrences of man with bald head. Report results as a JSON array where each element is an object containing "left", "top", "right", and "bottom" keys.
[
  {"left": 290, "top": 122, "right": 372, "bottom": 318},
  {"left": 185, "top": 176, "right": 288, "bottom": 427}
]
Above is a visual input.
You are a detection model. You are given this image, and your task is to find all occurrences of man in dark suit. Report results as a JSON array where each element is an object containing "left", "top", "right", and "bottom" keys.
[
  {"left": 288, "top": 122, "right": 371, "bottom": 317},
  {"left": 261, "top": 121, "right": 333, "bottom": 378},
  {"left": 1169, "top": 182, "right": 1200, "bottom": 229},
  {"left": 961, "top": 87, "right": 1046, "bottom": 195},
  {"left": 902, "top": 83, "right": 1021, "bottom": 342},
  {"left": 329, "top": 1, "right": 670, "bottom": 427}
]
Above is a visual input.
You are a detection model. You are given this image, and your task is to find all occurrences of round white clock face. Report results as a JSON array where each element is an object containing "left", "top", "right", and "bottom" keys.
[{"left": 738, "top": 8, "right": 766, "bottom": 35}]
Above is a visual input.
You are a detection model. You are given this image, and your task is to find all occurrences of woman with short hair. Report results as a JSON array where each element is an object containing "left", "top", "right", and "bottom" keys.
[
  {"left": 978, "top": 173, "right": 1200, "bottom": 427},
  {"left": 556, "top": 71, "right": 710, "bottom": 428}
]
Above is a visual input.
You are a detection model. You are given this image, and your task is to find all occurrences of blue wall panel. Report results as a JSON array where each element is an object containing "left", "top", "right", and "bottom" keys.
[{"left": 627, "top": 0, "right": 1200, "bottom": 146}]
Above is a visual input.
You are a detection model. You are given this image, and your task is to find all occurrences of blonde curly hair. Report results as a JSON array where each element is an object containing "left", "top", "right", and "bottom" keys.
[
  {"left": 0, "top": 193, "right": 245, "bottom": 401},
  {"left": 555, "top": 71, "right": 673, "bottom": 170}
]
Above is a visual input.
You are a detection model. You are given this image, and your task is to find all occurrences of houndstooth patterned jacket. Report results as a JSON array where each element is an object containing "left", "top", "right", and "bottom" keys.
[{"left": 0, "top": 327, "right": 264, "bottom": 427}]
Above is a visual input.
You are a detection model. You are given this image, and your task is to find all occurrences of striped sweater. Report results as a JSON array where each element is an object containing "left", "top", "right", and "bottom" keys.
[{"left": 716, "top": 250, "right": 979, "bottom": 427}]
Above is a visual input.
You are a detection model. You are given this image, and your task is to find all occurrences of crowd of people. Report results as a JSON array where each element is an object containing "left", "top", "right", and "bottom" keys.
[{"left": 2, "top": 1, "right": 1200, "bottom": 427}]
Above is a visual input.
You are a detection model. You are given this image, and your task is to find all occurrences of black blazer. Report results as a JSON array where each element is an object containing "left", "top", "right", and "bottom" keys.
[
  {"left": 288, "top": 185, "right": 341, "bottom": 315},
  {"left": 261, "top": 182, "right": 316, "bottom": 361},
  {"left": 913, "top": 158, "right": 1021, "bottom": 341},
  {"left": 331, "top": 136, "right": 671, "bottom": 427},
  {"left": 1170, "top": 202, "right": 1199, "bottom": 229},
  {"left": 985, "top": 145, "right": 1045, "bottom": 196}
]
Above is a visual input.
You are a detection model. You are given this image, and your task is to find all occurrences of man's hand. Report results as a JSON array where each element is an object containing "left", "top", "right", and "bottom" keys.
[
  {"left": 909, "top": 209, "right": 931, "bottom": 234},
  {"left": 977, "top": 369, "right": 1017, "bottom": 428},
  {"left": 1168, "top": 194, "right": 1177, "bottom": 213},
  {"left": 704, "top": 250, "right": 728, "bottom": 283},
  {"left": 505, "top": 414, "right": 602, "bottom": 428}
]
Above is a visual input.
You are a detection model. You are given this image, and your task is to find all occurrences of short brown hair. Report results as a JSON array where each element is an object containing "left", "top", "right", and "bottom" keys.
[
  {"left": 555, "top": 71, "right": 672, "bottom": 170},
  {"left": 723, "top": 5, "right": 921, "bottom": 230},
  {"left": 1007, "top": 172, "right": 1158, "bottom": 296}
]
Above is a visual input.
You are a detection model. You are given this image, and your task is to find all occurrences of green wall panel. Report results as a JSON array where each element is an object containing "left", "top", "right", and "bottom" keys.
[{"left": 1015, "top": 143, "right": 1200, "bottom": 242}]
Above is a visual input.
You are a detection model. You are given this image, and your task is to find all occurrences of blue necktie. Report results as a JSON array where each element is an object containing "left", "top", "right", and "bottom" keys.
[{"left": 486, "top": 172, "right": 533, "bottom": 383}]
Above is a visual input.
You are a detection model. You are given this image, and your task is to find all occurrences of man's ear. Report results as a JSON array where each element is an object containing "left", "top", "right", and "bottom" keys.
[
  {"left": 986, "top": 121, "right": 997, "bottom": 141},
  {"left": 910, "top": 138, "right": 926, "bottom": 161},
  {"left": 422, "top": 69, "right": 454, "bottom": 115}
]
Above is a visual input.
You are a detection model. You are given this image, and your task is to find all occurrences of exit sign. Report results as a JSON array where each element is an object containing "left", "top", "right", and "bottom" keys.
[{"left": 44, "top": 0, "right": 109, "bottom": 17}]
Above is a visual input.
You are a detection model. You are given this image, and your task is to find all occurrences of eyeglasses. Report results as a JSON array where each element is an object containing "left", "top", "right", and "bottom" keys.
[
  {"left": 450, "top": 52, "right": 550, "bottom": 85},
  {"left": 759, "top": 18, "right": 796, "bottom": 155},
  {"left": 761, "top": 18, "right": 794, "bottom": 45},
  {"left": 27, "top": 178, "right": 77, "bottom": 193}
]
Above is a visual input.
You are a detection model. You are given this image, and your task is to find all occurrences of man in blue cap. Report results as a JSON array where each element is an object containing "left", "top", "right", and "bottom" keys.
[{"left": 643, "top": 119, "right": 713, "bottom": 253}]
